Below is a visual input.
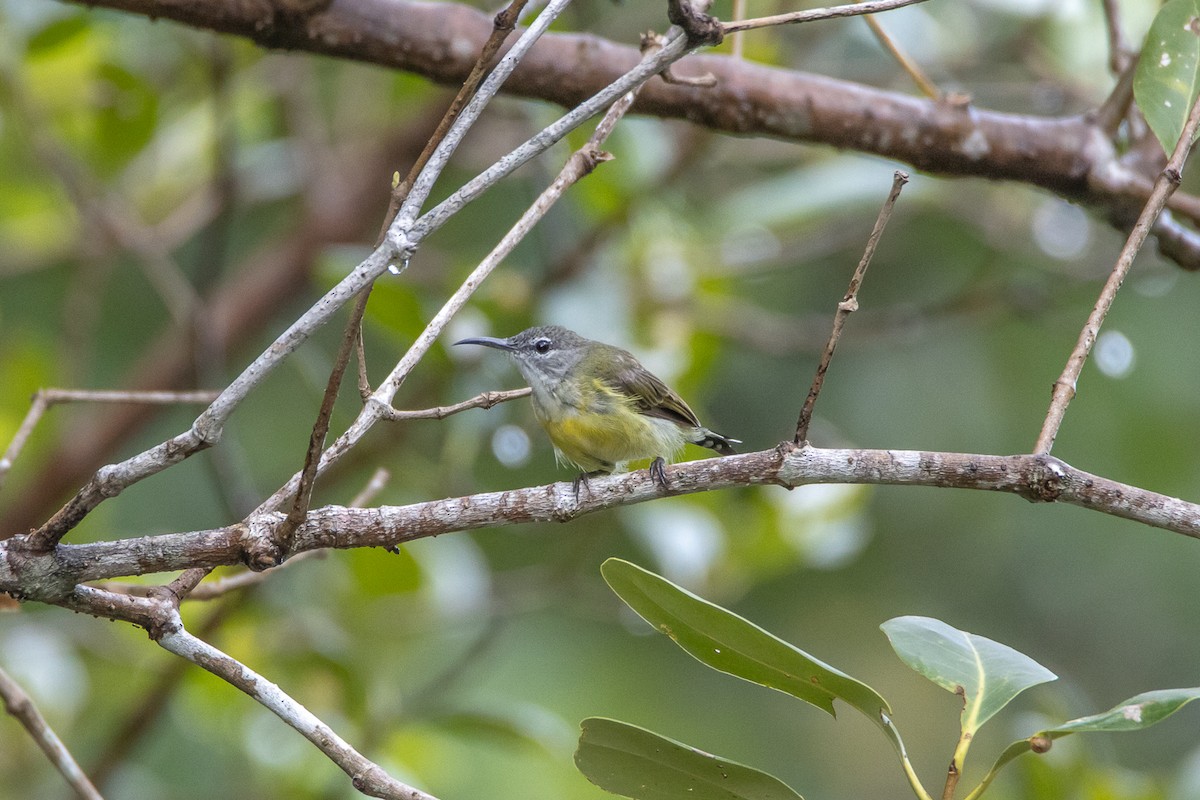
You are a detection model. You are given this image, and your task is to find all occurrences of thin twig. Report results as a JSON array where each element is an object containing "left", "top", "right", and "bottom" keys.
[
  {"left": 22, "top": 0, "right": 577, "bottom": 550},
  {"left": 0, "top": 667, "right": 103, "bottom": 800},
  {"left": 406, "top": 32, "right": 689, "bottom": 243},
  {"left": 291, "top": 0, "right": 531, "bottom": 549},
  {"left": 87, "top": 600, "right": 236, "bottom": 789},
  {"left": 377, "top": 0, "right": 531, "bottom": 249},
  {"left": 379, "top": 388, "right": 532, "bottom": 421},
  {"left": 724, "top": 0, "right": 930, "bottom": 34},
  {"left": 795, "top": 171, "right": 908, "bottom": 444},
  {"left": 0, "top": 389, "right": 219, "bottom": 492},
  {"left": 864, "top": 14, "right": 940, "bottom": 100},
  {"left": 1033, "top": 91, "right": 1200, "bottom": 454},
  {"left": 730, "top": 0, "right": 746, "bottom": 58},
  {"left": 387, "top": 0, "right": 573, "bottom": 257},
  {"left": 154, "top": 618, "right": 438, "bottom": 800},
  {"left": 254, "top": 38, "right": 667, "bottom": 515},
  {"left": 279, "top": 290, "right": 369, "bottom": 545},
  {"left": 86, "top": 469, "right": 390, "bottom": 784}
]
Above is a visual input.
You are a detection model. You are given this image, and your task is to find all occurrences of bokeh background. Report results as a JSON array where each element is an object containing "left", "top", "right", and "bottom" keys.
[{"left": 2, "top": 0, "right": 1199, "bottom": 798}]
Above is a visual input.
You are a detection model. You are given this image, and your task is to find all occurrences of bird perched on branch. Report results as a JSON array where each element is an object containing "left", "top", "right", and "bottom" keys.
[{"left": 455, "top": 325, "right": 739, "bottom": 490}]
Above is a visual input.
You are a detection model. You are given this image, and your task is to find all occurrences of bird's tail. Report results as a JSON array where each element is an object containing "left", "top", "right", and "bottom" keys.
[{"left": 693, "top": 428, "right": 740, "bottom": 455}]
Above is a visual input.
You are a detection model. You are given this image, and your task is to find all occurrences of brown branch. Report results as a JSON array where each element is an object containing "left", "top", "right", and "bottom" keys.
[
  {"left": 0, "top": 667, "right": 102, "bottom": 800},
  {"left": 1033, "top": 89, "right": 1200, "bottom": 454},
  {"left": 62, "top": 0, "right": 1131, "bottom": 207},
  {"left": 1101, "top": 0, "right": 1131, "bottom": 74},
  {"left": 794, "top": 171, "right": 908, "bottom": 444},
  {"left": 5, "top": 446, "right": 1198, "bottom": 603}
]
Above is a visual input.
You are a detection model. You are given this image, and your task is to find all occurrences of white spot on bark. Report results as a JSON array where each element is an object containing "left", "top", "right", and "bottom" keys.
[{"left": 960, "top": 128, "right": 990, "bottom": 159}]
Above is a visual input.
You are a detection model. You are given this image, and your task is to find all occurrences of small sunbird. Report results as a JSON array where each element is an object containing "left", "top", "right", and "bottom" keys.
[{"left": 454, "top": 325, "right": 739, "bottom": 488}]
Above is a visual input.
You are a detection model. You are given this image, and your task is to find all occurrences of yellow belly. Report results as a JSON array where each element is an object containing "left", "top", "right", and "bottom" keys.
[{"left": 540, "top": 408, "right": 687, "bottom": 473}]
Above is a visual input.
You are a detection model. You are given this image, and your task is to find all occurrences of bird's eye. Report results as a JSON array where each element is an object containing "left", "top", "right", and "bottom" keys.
[{"left": 534, "top": 338, "right": 551, "bottom": 354}]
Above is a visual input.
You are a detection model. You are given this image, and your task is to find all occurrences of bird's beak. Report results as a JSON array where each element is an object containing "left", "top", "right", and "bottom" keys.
[{"left": 453, "top": 335, "right": 515, "bottom": 351}]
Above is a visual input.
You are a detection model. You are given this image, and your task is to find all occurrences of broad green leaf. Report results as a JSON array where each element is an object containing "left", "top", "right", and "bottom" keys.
[
  {"left": 601, "top": 559, "right": 890, "bottom": 722},
  {"left": 575, "top": 717, "right": 803, "bottom": 800},
  {"left": 1134, "top": 0, "right": 1200, "bottom": 155},
  {"left": 880, "top": 616, "right": 1056, "bottom": 736},
  {"left": 968, "top": 688, "right": 1200, "bottom": 800}
]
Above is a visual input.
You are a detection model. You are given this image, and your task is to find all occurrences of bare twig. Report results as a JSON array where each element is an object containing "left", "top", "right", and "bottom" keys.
[
  {"left": 378, "top": 0, "right": 531, "bottom": 245},
  {"left": 87, "top": 599, "right": 237, "bottom": 789},
  {"left": 0, "top": 389, "right": 219, "bottom": 493},
  {"left": 254, "top": 38, "right": 669, "bottom": 517},
  {"left": 730, "top": 0, "right": 746, "bottom": 58},
  {"left": 282, "top": 0, "right": 534, "bottom": 553},
  {"left": 1033, "top": 91, "right": 1200, "bottom": 454},
  {"left": 724, "top": 0, "right": 931, "bottom": 34},
  {"left": 22, "top": 0, "right": 577, "bottom": 550},
  {"left": 0, "top": 666, "right": 103, "bottom": 800},
  {"left": 386, "top": 0, "right": 574, "bottom": 257},
  {"left": 153, "top": 618, "right": 438, "bottom": 800},
  {"left": 864, "top": 14, "right": 940, "bottom": 100},
  {"left": 379, "top": 388, "right": 532, "bottom": 422},
  {"left": 794, "top": 171, "right": 908, "bottom": 444},
  {"left": 405, "top": 32, "right": 690, "bottom": 243},
  {"left": 279, "top": 291, "right": 369, "bottom": 545},
  {"left": 86, "top": 470, "right": 390, "bottom": 783}
]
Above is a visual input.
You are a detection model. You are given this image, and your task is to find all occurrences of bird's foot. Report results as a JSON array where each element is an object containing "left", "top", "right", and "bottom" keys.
[
  {"left": 572, "top": 470, "right": 605, "bottom": 501},
  {"left": 649, "top": 457, "right": 669, "bottom": 490}
]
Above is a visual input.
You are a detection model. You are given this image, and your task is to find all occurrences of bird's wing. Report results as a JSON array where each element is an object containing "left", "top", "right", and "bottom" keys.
[{"left": 603, "top": 349, "right": 701, "bottom": 428}]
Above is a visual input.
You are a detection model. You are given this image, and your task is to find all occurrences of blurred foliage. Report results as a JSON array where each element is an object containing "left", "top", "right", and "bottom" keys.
[{"left": 1, "top": 1, "right": 1199, "bottom": 799}]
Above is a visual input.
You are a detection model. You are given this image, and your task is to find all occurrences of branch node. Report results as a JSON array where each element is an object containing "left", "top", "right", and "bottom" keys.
[
  {"left": 667, "top": 0, "right": 725, "bottom": 47},
  {"left": 1021, "top": 454, "right": 1068, "bottom": 503},
  {"left": 238, "top": 517, "right": 289, "bottom": 571}
]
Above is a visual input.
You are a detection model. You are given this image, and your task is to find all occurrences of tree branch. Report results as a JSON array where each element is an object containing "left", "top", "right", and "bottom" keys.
[
  {"left": 0, "top": 666, "right": 102, "bottom": 800},
  {"left": 1034, "top": 87, "right": 1200, "bottom": 454},
  {"left": 67, "top": 0, "right": 1200, "bottom": 246},
  {"left": 795, "top": 171, "right": 907, "bottom": 444},
  {"left": 4, "top": 446, "right": 1197, "bottom": 603}
]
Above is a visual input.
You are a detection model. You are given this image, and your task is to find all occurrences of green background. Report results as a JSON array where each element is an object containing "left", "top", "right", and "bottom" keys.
[{"left": 1, "top": 1, "right": 1198, "bottom": 798}]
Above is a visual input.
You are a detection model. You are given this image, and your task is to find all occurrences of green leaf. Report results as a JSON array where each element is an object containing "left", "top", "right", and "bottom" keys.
[
  {"left": 1134, "top": 0, "right": 1200, "bottom": 155},
  {"left": 880, "top": 616, "right": 1056, "bottom": 736},
  {"left": 1045, "top": 687, "right": 1200, "bottom": 735},
  {"left": 600, "top": 559, "right": 890, "bottom": 722},
  {"left": 967, "top": 688, "right": 1200, "bottom": 800},
  {"left": 575, "top": 717, "right": 804, "bottom": 800}
]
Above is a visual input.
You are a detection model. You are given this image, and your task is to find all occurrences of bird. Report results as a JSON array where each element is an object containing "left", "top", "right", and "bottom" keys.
[{"left": 454, "top": 325, "right": 738, "bottom": 490}]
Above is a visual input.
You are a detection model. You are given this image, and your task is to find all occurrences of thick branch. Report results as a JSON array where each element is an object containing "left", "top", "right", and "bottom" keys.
[
  {"left": 72, "top": 0, "right": 1132, "bottom": 205},
  {"left": 3, "top": 446, "right": 1196, "bottom": 601}
]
